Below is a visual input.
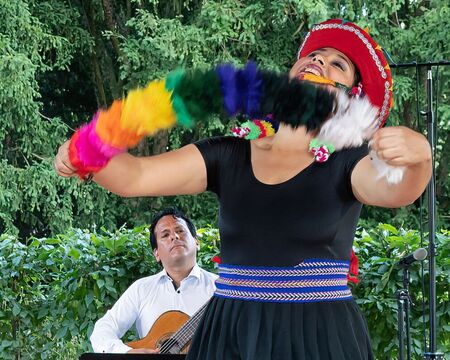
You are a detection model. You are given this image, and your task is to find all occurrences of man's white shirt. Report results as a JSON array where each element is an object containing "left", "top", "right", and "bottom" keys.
[{"left": 90, "top": 264, "right": 218, "bottom": 353}]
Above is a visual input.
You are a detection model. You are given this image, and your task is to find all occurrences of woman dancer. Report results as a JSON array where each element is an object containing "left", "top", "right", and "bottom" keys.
[{"left": 54, "top": 19, "right": 431, "bottom": 359}]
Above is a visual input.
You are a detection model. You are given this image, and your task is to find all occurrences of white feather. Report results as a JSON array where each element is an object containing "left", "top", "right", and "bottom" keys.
[
  {"left": 316, "top": 92, "right": 377, "bottom": 149},
  {"left": 369, "top": 149, "right": 405, "bottom": 184},
  {"left": 315, "top": 92, "right": 405, "bottom": 184}
]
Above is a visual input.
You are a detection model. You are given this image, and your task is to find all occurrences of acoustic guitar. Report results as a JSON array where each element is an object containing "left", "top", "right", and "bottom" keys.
[{"left": 126, "top": 301, "right": 209, "bottom": 354}]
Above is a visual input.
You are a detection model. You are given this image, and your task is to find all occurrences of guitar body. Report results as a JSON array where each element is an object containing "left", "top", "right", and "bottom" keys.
[{"left": 126, "top": 310, "right": 191, "bottom": 353}]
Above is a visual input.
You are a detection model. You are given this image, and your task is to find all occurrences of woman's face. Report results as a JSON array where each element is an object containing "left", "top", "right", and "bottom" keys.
[{"left": 289, "top": 47, "right": 357, "bottom": 88}]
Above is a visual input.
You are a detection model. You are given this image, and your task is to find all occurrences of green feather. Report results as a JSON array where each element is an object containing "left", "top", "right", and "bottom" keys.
[
  {"left": 165, "top": 68, "right": 185, "bottom": 91},
  {"left": 165, "top": 68, "right": 194, "bottom": 127},
  {"left": 174, "top": 69, "right": 223, "bottom": 123},
  {"left": 172, "top": 96, "right": 194, "bottom": 128}
]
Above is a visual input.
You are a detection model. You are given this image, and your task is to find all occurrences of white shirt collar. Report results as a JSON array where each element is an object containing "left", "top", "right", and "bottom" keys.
[{"left": 158, "top": 263, "right": 202, "bottom": 283}]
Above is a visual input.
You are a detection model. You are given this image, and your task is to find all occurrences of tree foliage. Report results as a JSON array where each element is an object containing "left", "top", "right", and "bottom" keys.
[{"left": 0, "top": 0, "right": 448, "bottom": 237}]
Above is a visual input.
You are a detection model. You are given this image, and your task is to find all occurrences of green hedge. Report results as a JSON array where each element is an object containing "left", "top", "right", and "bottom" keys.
[
  {"left": 352, "top": 223, "right": 450, "bottom": 359},
  {"left": 0, "top": 225, "right": 448, "bottom": 359}
]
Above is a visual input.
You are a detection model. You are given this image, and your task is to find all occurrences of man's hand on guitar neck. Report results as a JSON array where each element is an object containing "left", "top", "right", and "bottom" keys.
[{"left": 127, "top": 348, "right": 160, "bottom": 354}]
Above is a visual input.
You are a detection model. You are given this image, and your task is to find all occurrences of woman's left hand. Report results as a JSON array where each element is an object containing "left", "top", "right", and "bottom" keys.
[
  {"left": 353, "top": 126, "right": 432, "bottom": 207},
  {"left": 370, "top": 126, "right": 431, "bottom": 167}
]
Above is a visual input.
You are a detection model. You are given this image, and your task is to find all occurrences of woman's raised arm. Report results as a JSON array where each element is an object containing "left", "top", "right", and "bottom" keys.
[{"left": 54, "top": 140, "right": 207, "bottom": 197}]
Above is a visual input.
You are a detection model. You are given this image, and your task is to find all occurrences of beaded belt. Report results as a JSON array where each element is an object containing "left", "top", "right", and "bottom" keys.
[{"left": 214, "top": 259, "right": 352, "bottom": 303}]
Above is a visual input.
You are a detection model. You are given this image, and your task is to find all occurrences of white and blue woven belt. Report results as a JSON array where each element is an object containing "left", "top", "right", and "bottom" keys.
[{"left": 214, "top": 259, "right": 352, "bottom": 303}]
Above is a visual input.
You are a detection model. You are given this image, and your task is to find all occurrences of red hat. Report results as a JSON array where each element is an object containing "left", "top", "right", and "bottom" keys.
[{"left": 298, "top": 19, "right": 393, "bottom": 127}]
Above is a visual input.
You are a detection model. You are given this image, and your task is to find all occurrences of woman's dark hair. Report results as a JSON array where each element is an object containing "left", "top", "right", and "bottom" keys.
[
  {"left": 149, "top": 207, "right": 197, "bottom": 250},
  {"left": 353, "top": 67, "right": 361, "bottom": 87}
]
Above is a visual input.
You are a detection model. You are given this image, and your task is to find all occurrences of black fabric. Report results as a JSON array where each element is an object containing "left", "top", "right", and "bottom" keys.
[
  {"left": 194, "top": 136, "right": 368, "bottom": 266},
  {"left": 188, "top": 136, "right": 372, "bottom": 360},
  {"left": 187, "top": 297, "right": 373, "bottom": 360}
]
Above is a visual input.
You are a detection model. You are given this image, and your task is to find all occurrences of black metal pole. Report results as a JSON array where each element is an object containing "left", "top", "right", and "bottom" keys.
[
  {"left": 426, "top": 66, "right": 437, "bottom": 354},
  {"left": 387, "top": 60, "right": 449, "bottom": 359},
  {"left": 403, "top": 268, "right": 412, "bottom": 360},
  {"left": 388, "top": 60, "right": 450, "bottom": 68},
  {"left": 397, "top": 289, "right": 406, "bottom": 360},
  {"left": 421, "top": 66, "right": 444, "bottom": 360}
]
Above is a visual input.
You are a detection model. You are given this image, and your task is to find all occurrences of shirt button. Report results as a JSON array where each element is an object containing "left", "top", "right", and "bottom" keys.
[{"left": 177, "top": 290, "right": 180, "bottom": 293}]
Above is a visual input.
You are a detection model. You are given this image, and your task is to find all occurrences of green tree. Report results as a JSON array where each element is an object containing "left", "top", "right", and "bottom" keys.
[{"left": 0, "top": 0, "right": 448, "bottom": 236}]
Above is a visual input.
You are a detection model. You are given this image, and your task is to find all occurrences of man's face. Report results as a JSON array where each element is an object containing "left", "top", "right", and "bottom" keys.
[
  {"left": 289, "top": 47, "right": 357, "bottom": 88},
  {"left": 153, "top": 215, "right": 198, "bottom": 268}
]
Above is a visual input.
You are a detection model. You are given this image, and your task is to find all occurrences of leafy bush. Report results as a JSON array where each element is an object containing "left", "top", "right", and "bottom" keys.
[
  {"left": 353, "top": 224, "right": 450, "bottom": 359},
  {"left": 0, "top": 226, "right": 160, "bottom": 359},
  {"left": 0, "top": 224, "right": 448, "bottom": 359}
]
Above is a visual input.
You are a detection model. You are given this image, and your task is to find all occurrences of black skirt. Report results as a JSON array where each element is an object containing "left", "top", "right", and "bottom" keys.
[{"left": 186, "top": 296, "right": 373, "bottom": 360}]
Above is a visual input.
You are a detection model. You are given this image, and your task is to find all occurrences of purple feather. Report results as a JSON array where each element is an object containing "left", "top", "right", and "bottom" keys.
[
  {"left": 216, "top": 64, "right": 238, "bottom": 116},
  {"left": 241, "top": 61, "right": 263, "bottom": 117},
  {"left": 235, "top": 67, "right": 247, "bottom": 114}
]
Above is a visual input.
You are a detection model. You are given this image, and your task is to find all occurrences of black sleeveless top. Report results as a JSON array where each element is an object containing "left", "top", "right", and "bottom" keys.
[{"left": 194, "top": 136, "right": 368, "bottom": 267}]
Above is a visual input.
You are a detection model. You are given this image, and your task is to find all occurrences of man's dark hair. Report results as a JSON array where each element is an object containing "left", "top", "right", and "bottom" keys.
[{"left": 149, "top": 207, "right": 197, "bottom": 250}]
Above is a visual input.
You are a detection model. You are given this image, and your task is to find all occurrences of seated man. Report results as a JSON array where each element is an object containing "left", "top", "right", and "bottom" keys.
[{"left": 89, "top": 208, "right": 218, "bottom": 354}]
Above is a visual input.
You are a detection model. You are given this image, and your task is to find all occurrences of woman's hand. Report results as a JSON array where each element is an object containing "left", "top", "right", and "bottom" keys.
[
  {"left": 353, "top": 126, "right": 432, "bottom": 207},
  {"left": 370, "top": 126, "right": 431, "bottom": 167},
  {"left": 54, "top": 140, "right": 77, "bottom": 177}
]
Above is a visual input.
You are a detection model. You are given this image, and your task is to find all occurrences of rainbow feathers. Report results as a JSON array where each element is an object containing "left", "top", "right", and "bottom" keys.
[{"left": 69, "top": 62, "right": 335, "bottom": 178}]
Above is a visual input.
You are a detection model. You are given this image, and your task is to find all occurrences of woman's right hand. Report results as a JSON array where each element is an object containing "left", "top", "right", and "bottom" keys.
[{"left": 54, "top": 140, "right": 77, "bottom": 178}]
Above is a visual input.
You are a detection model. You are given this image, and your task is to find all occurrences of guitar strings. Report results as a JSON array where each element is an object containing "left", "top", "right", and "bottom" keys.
[
  {"left": 159, "top": 302, "right": 209, "bottom": 353},
  {"left": 159, "top": 307, "right": 204, "bottom": 353},
  {"left": 159, "top": 305, "right": 206, "bottom": 353}
]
